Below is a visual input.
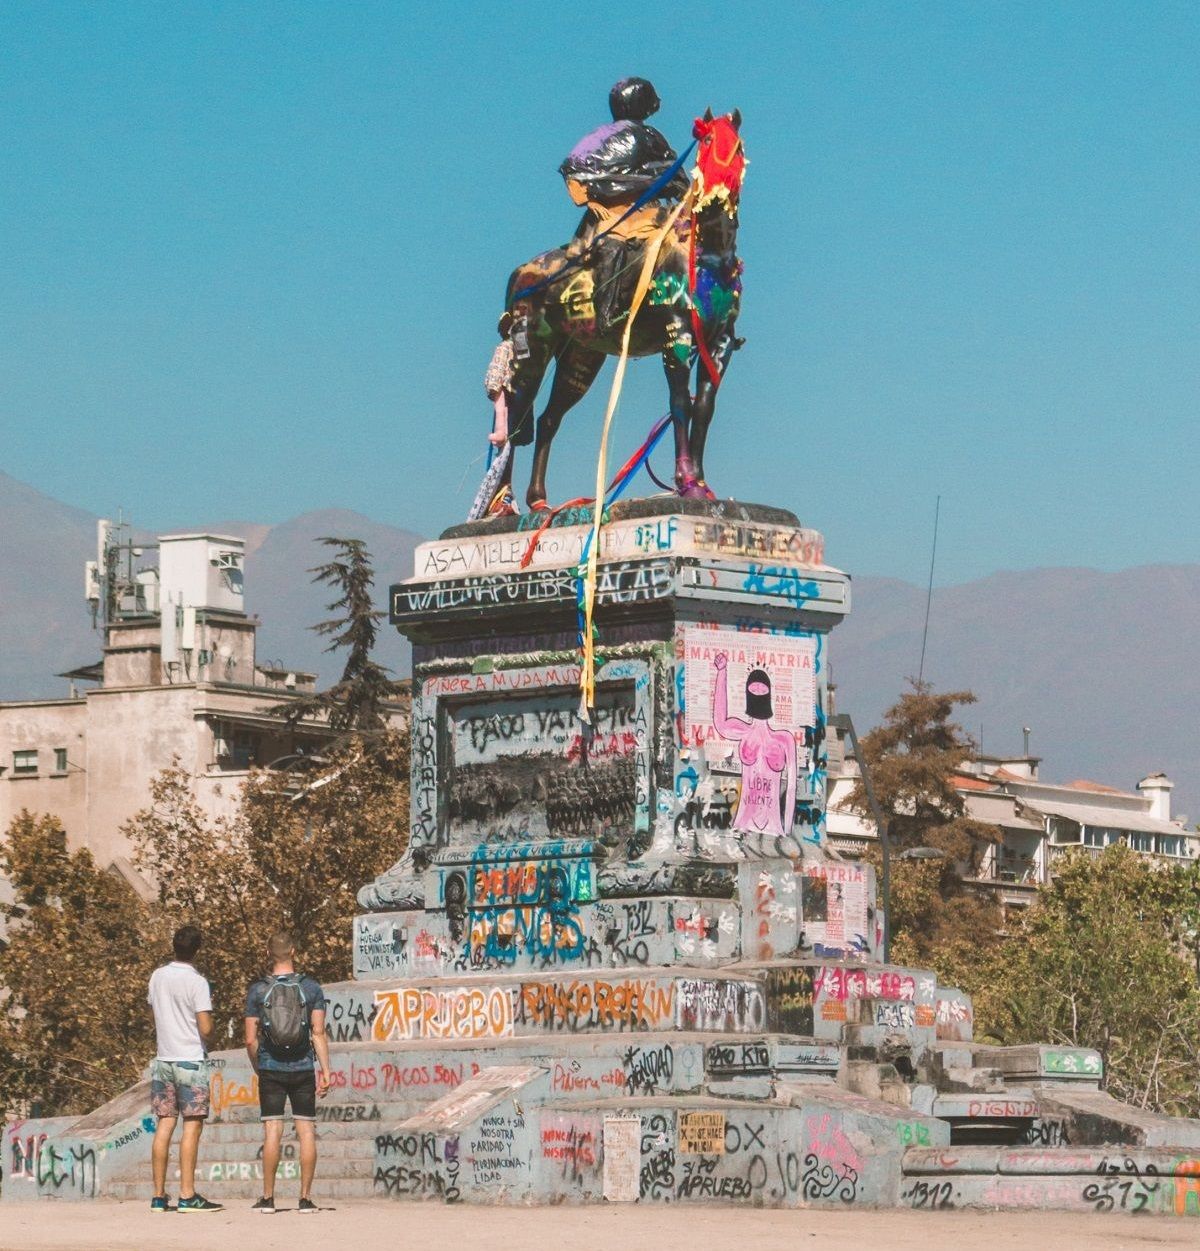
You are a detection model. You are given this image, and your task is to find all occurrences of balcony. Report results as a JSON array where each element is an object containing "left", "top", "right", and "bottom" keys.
[{"left": 1049, "top": 841, "right": 1196, "bottom": 867}]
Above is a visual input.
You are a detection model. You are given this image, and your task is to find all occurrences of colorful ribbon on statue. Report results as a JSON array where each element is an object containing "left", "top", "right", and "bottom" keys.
[{"left": 577, "top": 184, "right": 695, "bottom": 721}]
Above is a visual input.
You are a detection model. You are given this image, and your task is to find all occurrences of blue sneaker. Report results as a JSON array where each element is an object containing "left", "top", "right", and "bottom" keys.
[
  {"left": 177, "top": 1194, "right": 223, "bottom": 1212},
  {"left": 150, "top": 1194, "right": 172, "bottom": 1212}
]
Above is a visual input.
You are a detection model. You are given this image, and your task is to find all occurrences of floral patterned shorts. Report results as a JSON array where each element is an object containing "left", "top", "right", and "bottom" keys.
[{"left": 150, "top": 1059, "right": 211, "bottom": 1119}]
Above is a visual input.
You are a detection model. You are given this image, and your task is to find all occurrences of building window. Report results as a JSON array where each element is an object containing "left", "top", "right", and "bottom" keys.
[
  {"left": 12, "top": 750, "right": 38, "bottom": 775},
  {"left": 54, "top": 747, "right": 68, "bottom": 773}
]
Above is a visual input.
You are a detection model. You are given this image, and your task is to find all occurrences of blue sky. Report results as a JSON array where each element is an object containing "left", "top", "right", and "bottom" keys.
[{"left": 2, "top": 1, "right": 1197, "bottom": 585}]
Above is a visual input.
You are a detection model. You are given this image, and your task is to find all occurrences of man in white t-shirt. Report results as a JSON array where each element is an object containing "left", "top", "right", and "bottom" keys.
[{"left": 146, "top": 925, "right": 222, "bottom": 1212}]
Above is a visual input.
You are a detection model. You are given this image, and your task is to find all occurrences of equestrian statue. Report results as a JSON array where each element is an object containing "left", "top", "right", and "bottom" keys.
[{"left": 476, "top": 78, "right": 746, "bottom": 517}]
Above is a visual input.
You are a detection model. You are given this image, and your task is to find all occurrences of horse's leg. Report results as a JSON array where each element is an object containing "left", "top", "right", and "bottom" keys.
[
  {"left": 495, "top": 334, "right": 553, "bottom": 503},
  {"left": 689, "top": 327, "right": 738, "bottom": 499},
  {"left": 662, "top": 325, "right": 700, "bottom": 496},
  {"left": 527, "top": 343, "right": 606, "bottom": 510}
]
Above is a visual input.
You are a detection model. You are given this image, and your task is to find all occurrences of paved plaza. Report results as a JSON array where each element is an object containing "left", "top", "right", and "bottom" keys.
[{"left": 0, "top": 1200, "right": 1193, "bottom": 1251}]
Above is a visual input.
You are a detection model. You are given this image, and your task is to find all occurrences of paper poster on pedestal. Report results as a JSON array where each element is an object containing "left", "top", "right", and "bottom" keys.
[{"left": 681, "top": 626, "right": 816, "bottom": 836}]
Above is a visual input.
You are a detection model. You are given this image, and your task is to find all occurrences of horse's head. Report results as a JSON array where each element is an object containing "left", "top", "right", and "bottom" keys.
[{"left": 692, "top": 108, "right": 746, "bottom": 212}]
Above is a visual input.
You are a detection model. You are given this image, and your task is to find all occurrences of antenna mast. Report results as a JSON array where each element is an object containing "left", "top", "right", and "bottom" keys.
[{"left": 917, "top": 495, "right": 941, "bottom": 686}]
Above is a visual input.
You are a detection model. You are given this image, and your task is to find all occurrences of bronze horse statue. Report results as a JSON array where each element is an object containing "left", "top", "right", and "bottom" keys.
[{"left": 492, "top": 110, "right": 746, "bottom": 512}]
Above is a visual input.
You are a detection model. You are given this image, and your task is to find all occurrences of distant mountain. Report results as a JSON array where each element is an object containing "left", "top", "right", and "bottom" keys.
[
  {"left": 0, "top": 471, "right": 1195, "bottom": 818},
  {"left": 831, "top": 565, "right": 1200, "bottom": 823}
]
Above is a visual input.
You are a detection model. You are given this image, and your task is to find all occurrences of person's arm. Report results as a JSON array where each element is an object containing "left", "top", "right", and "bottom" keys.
[
  {"left": 245, "top": 1015, "right": 261, "bottom": 1073},
  {"left": 193, "top": 975, "right": 214, "bottom": 1053},
  {"left": 310, "top": 1009, "right": 331, "bottom": 1097},
  {"left": 712, "top": 653, "right": 749, "bottom": 739},
  {"left": 195, "top": 1011, "right": 214, "bottom": 1048}
]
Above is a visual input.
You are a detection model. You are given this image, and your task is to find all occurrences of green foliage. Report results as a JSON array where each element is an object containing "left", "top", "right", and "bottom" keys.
[
  {"left": 0, "top": 813, "right": 164, "bottom": 1116},
  {"left": 126, "top": 731, "right": 409, "bottom": 1046},
  {"left": 275, "top": 537, "right": 404, "bottom": 734},
  {"left": 0, "top": 731, "right": 409, "bottom": 1115},
  {"left": 849, "top": 680, "right": 1004, "bottom": 978},
  {"left": 986, "top": 845, "right": 1200, "bottom": 1114}
]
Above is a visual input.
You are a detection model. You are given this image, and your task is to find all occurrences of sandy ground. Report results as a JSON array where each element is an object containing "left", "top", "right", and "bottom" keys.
[{"left": 0, "top": 1201, "right": 1196, "bottom": 1250}]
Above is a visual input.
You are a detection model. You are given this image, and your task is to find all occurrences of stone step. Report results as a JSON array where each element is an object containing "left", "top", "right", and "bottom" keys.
[
  {"left": 901, "top": 1145, "right": 1200, "bottom": 1216},
  {"left": 970, "top": 1044, "right": 1102, "bottom": 1083},
  {"left": 327, "top": 968, "right": 775, "bottom": 1043},
  {"left": 162, "top": 1134, "right": 374, "bottom": 1160},
  {"left": 1032, "top": 1085, "right": 1200, "bottom": 1150},
  {"left": 105, "top": 1177, "right": 376, "bottom": 1203}
]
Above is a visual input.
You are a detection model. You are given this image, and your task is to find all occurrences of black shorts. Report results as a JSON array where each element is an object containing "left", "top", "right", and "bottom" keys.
[{"left": 258, "top": 1068, "right": 316, "bottom": 1121}]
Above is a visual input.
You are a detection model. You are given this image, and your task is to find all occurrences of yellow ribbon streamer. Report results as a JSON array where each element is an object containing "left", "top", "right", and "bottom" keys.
[{"left": 579, "top": 184, "right": 695, "bottom": 722}]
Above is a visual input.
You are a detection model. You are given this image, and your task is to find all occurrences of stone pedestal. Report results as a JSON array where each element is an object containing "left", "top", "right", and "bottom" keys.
[
  {"left": 357, "top": 498, "right": 880, "bottom": 978},
  {"left": 21, "top": 499, "right": 1200, "bottom": 1213}
]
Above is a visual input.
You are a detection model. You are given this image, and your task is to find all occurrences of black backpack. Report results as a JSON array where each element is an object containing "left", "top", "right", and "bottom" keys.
[{"left": 260, "top": 975, "right": 311, "bottom": 1057}]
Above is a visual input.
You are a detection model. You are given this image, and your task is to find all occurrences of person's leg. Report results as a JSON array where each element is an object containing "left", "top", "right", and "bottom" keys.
[
  {"left": 296, "top": 1119, "right": 317, "bottom": 1200},
  {"left": 148, "top": 1061, "right": 179, "bottom": 1199},
  {"left": 290, "top": 1069, "right": 318, "bottom": 1201},
  {"left": 176, "top": 1061, "right": 212, "bottom": 1200},
  {"left": 151, "top": 1116, "right": 176, "bottom": 1197},
  {"left": 179, "top": 1117, "right": 204, "bottom": 1199},
  {"left": 261, "top": 1119, "right": 285, "bottom": 1200}
]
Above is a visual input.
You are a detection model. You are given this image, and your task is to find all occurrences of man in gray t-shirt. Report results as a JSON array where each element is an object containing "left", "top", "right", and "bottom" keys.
[{"left": 244, "top": 931, "right": 330, "bottom": 1213}]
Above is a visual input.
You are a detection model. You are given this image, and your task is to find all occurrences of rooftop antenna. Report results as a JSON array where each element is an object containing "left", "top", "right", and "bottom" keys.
[
  {"left": 1023, "top": 725, "right": 1032, "bottom": 757},
  {"left": 916, "top": 495, "right": 941, "bottom": 685}
]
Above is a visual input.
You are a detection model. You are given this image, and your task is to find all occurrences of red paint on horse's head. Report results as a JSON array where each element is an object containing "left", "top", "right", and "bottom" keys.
[{"left": 692, "top": 110, "right": 746, "bottom": 210}]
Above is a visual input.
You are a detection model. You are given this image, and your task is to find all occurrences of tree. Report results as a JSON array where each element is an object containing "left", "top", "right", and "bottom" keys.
[
  {"left": 990, "top": 845, "right": 1200, "bottom": 1115},
  {"left": 125, "top": 732, "right": 409, "bottom": 1045},
  {"left": 848, "top": 681, "right": 1004, "bottom": 985},
  {"left": 0, "top": 813, "right": 162, "bottom": 1117},
  {"left": 275, "top": 537, "right": 403, "bottom": 735}
]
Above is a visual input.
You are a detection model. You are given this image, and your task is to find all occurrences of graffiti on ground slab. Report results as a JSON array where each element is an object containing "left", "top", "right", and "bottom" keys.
[
  {"left": 372, "top": 986, "right": 514, "bottom": 1042},
  {"left": 678, "top": 978, "right": 767, "bottom": 1032},
  {"left": 412, "top": 518, "right": 824, "bottom": 578},
  {"left": 375, "top": 1132, "right": 461, "bottom": 1202},
  {"left": 541, "top": 1114, "right": 600, "bottom": 1185},
  {"left": 815, "top": 967, "right": 916, "bottom": 1003},
  {"left": 210, "top": 1070, "right": 258, "bottom": 1118},
  {"left": 675, "top": 1115, "right": 795, "bottom": 1202},
  {"left": 934, "top": 992, "right": 974, "bottom": 1042},
  {"left": 706, "top": 1041, "right": 771, "bottom": 1077},
  {"left": 34, "top": 1142, "right": 98, "bottom": 1197},
  {"left": 518, "top": 977, "right": 675, "bottom": 1032},
  {"left": 802, "top": 1112, "right": 861, "bottom": 1205},
  {"left": 1044, "top": 1049, "right": 1101, "bottom": 1075},
  {"left": 467, "top": 1111, "right": 529, "bottom": 1188}
]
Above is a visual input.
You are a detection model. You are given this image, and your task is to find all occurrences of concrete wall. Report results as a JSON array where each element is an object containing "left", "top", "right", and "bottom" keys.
[{"left": 0, "top": 700, "right": 88, "bottom": 844}]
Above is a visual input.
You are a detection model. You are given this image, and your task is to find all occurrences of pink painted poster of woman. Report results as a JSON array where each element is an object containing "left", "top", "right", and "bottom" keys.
[{"left": 711, "top": 652, "right": 798, "bottom": 835}]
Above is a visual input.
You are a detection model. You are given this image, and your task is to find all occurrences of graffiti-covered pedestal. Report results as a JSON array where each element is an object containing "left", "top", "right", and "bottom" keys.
[
  {"left": 356, "top": 497, "right": 879, "bottom": 977},
  {"left": 18, "top": 501, "right": 1200, "bottom": 1212}
]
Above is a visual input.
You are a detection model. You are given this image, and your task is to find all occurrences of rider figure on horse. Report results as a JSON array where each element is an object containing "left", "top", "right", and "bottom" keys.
[{"left": 560, "top": 77, "right": 689, "bottom": 333}]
